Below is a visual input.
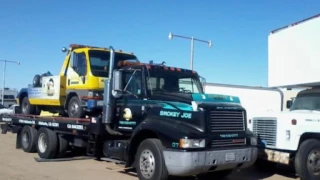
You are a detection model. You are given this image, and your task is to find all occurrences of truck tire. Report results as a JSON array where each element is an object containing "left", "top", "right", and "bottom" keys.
[
  {"left": 36, "top": 127, "right": 58, "bottom": 159},
  {"left": 21, "top": 96, "right": 35, "bottom": 114},
  {"left": 20, "top": 126, "right": 38, "bottom": 153},
  {"left": 135, "top": 138, "right": 169, "bottom": 180},
  {"left": 33, "top": 74, "right": 41, "bottom": 87},
  {"left": 67, "top": 96, "right": 85, "bottom": 118},
  {"left": 21, "top": 96, "right": 40, "bottom": 115},
  {"left": 295, "top": 139, "right": 320, "bottom": 180}
]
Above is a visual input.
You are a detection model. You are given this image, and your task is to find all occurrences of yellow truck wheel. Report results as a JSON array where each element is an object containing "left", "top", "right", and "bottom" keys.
[
  {"left": 21, "top": 97, "right": 39, "bottom": 115},
  {"left": 67, "top": 96, "right": 85, "bottom": 118}
]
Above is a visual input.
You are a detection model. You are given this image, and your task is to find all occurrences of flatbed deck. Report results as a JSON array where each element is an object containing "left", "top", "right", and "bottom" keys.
[{"left": 0, "top": 114, "right": 95, "bottom": 134}]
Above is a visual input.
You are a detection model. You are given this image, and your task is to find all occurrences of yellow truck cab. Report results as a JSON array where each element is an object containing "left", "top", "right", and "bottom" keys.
[{"left": 18, "top": 44, "right": 139, "bottom": 118}]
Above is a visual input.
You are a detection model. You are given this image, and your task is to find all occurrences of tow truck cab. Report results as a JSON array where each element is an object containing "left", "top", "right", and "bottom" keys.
[
  {"left": 101, "top": 53, "right": 258, "bottom": 178},
  {"left": 17, "top": 44, "right": 139, "bottom": 118}
]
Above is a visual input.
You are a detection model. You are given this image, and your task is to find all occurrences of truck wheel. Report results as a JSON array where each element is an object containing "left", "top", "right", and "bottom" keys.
[
  {"left": 295, "top": 139, "right": 320, "bottom": 180},
  {"left": 21, "top": 96, "right": 35, "bottom": 115},
  {"left": 67, "top": 96, "right": 85, "bottom": 118},
  {"left": 36, "top": 127, "right": 58, "bottom": 159},
  {"left": 135, "top": 138, "right": 169, "bottom": 180},
  {"left": 20, "top": 126, "right": 38, "bottom": 153}
]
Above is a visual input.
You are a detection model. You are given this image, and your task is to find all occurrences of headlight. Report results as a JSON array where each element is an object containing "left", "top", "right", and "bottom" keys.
[
  {"left": 88, "top": 91, "right": 102, "bottom": 97},
  {"left": 179, "top": 138, "right": 206, "bottom": 148},
  {"left": 285, "top": 130, "right": 291, "bottom": 140},
  {"left": 250, "top": 136, "right": 257, "bottom": 146}
]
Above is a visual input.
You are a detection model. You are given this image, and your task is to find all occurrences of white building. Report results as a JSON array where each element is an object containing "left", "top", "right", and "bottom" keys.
[{"left": 0, "top": 88, "right": 18, "bottom": 107}]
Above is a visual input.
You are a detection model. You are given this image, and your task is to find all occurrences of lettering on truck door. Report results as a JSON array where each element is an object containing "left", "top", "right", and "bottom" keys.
[{"left": 116, "top": 69, "right": 143, "bottom": 131}]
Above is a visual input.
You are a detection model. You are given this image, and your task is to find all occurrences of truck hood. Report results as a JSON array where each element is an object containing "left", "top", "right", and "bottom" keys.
[
  {"left": 252, "top": 110, "right": 320, "bottom": 124},
  {"left": 150, "top": 92, "right": 241, "bottom": 111}
]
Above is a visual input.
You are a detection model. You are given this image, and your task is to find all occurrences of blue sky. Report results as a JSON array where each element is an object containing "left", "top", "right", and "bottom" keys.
[{"left": 0, "top": 0, "right": 319, "bottom": 90}]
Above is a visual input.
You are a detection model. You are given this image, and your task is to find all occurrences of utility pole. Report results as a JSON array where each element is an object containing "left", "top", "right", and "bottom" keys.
[
  {"left": 0, "top": 60, "right": 20, "bottom": 105},
  {"left": 168, "top": 32, "right": 212, "bottom": 70}
]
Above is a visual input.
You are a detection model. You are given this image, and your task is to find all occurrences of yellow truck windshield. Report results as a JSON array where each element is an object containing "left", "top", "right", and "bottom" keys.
[{"left": 89, "top": 50, "right": 138, "bottom": 77}]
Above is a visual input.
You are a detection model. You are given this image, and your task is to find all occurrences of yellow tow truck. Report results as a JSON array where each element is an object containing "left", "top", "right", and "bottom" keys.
[{"left": 17, "top": 44, "right": 139, "bottom": 118}]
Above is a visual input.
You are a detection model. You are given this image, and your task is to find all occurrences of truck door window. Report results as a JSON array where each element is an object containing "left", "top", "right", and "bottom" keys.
[
  {"left": 70, "top": 52, "right": 87, "bottom": 76},
  {"left": 123, "top": 70, "right": 142, "bottom": 96}
]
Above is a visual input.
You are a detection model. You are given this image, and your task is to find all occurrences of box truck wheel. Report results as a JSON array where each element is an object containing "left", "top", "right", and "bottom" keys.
[
  {"left": 20, "top": 126, "right": 38, "bottom": 153},
  {"left": 295, "top": 139, "right": 320, "bottom": 180},
  {"left": 135, "top": 138, "right": 169, "bottom": 180},
  {"left": 36, "top": 127, "right": 58, "bottom": 159}
]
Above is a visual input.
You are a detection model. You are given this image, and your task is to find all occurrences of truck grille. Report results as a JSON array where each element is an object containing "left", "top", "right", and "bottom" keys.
[
  {"left": 209, "top": 111, "right": 245, "bottom": 132},
  {"left": 211, "top": 138, "right": 246, "bottom": 148},
  {"left": 252, "top": 118, "right": 277, "bottom": 147}
]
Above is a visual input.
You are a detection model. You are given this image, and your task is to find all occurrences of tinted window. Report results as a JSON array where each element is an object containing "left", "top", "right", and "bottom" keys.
[
  {"left": 88, "top": 50, "right": 138, "bottom": 77},
  {"left": 146, "top": 69, "right": 202, "bottom": 94}
]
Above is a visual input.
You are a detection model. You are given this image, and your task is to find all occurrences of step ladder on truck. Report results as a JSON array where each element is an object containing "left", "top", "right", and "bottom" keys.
[{"left": 0, "top": 46, "right": 258, "bottom": 180}]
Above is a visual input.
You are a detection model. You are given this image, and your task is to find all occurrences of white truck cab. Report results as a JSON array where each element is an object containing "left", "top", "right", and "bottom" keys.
[{"left": 253, "top": 88, "right": 320, "bottom": 180}]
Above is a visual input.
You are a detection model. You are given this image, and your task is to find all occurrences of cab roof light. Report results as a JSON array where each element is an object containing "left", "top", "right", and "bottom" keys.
[{"left": 69, "top": 44, "right": 109, "bottom": 50}]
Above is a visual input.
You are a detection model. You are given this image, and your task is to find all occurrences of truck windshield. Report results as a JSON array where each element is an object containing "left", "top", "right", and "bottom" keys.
[
  {"left": 88, "top": 50, "right": 138, "bottom": 77},
  {"left": 290, "top": 93, "right": 320, "bottom": 111},
  {"left": 146, "top": 69, "right": 203, "bottom": 94}
]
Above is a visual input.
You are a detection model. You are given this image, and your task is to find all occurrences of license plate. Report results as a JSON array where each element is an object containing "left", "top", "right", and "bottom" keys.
[{"left": 225, "top": 152, "right": 236, "bottom": 161}]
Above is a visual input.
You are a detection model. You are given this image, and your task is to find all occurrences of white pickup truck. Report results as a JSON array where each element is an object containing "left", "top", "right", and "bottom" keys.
[{"left": 252, "top": 88, "right": 320, "bottom": 180}]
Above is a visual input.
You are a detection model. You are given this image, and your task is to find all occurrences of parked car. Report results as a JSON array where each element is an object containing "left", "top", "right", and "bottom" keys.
[{"left": 0, "top": 104, "right": 18, "bottom": 115}]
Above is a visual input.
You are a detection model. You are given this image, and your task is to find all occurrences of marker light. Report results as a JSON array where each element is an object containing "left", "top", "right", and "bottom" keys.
[
  {"left": 291, "top": 119, "right": 297, "bottom": 125},
  {"left": 285, "top": 130, "right": 291, "bottom": 140}
]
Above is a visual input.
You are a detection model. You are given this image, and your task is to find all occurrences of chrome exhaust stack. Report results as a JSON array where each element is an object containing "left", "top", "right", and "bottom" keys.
[{"left": 103, "top": 46, "right": 122, "bottom": 135}]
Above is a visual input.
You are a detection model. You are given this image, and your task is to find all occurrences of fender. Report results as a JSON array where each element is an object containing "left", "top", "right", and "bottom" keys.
[
  {"left": 16, "top": 88, "right": 29, "bottom": 105},
  {"left": 130, "top": 115, "right": 206, "bottom": 149},
  {"left": 125, "top": 116, "right": 206, "bottom": 167}
]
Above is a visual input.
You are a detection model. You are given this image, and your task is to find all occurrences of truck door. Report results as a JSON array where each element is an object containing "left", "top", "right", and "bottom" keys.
[
  {"left": 116, "top": 69, "right": 143, "bottom": 132},
  {"left": 66, "top": 50, "right": 88, "bottom": 89}
]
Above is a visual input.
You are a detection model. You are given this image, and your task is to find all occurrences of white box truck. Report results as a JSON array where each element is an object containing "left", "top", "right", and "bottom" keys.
[{"left": 252, "top": 13, "right": 320, "bottom": 180}]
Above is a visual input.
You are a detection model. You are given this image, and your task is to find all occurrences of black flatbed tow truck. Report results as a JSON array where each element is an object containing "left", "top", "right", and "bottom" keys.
[{"left": 0, "top": 46, "right": 258, "bottom": 180}]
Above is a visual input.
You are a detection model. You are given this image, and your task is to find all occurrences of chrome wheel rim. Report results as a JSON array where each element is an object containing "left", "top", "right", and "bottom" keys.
[
  {"left": 69, "top": 101, "right": 79, "bottom": 116},
  {"left": 139, "top": 149, "right": 155, "bottom": 179},
  {"left": 38, "top": 133, "right": 47, "bottom": 153},
  {"left": 21, "top": 131, "right": 30, "bottom": 148}
]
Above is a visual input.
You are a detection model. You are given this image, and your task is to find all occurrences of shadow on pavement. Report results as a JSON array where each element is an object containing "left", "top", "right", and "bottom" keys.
[{"left": 118, "top": 165, "right": 298, "bottom": 180}]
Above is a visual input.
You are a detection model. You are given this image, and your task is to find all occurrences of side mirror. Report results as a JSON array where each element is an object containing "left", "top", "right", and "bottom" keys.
[
  {"left": 286, "top": 100, "right": 293, "bottom": 109},
  {"left": 112, "top": 70, "right": 123, "bottom": 98}
]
